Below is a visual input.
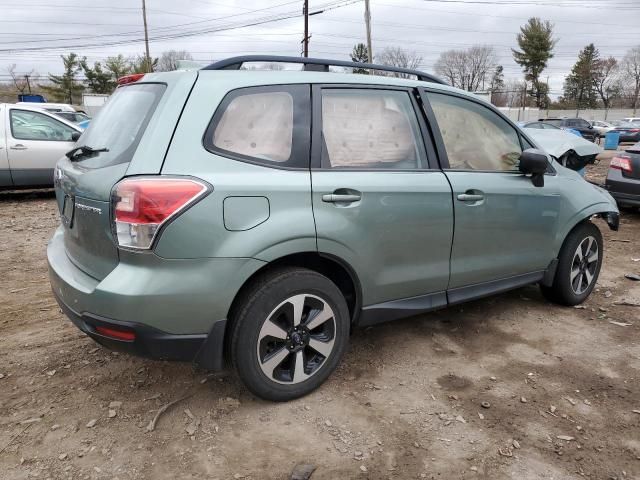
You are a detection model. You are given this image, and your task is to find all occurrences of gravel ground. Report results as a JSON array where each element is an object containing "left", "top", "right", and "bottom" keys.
[{"left": 0, "top": 157, "right": 639, "bottom": 480}]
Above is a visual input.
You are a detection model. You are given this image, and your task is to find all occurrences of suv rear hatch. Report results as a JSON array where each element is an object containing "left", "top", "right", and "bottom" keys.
[{"left": 54, "top": 72, "right": 197, "bottom": 280}]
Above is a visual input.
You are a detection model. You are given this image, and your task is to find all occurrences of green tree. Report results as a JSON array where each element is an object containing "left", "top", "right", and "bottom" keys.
[
  {"left": 528, "top": 81, "right": 549, "bottom": 109},
  {"left": 105, "top": 54, "right": 131, "bottom": 80},
  {"left": 563, "top": 44, "right": 600, "bottom": 114},
  {"left": 40, "top": 53, "right": 85, "bottom": 104},
  {"left": 128, "top": 54, "right": 158, "bottom": 74},
  {"left": 512, "top": 18, "right": 556, "bottom": 108},
  {"left": 81, "top": 60, "right": 116, "bottom": 94},
  {"left": 350, "top": 43, "right": 370, "bottom": 74}
]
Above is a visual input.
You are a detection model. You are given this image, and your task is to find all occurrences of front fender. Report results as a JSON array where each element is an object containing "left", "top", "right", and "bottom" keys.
[{"left": 555, "top": 202, "right": 619, "bottom": 256}]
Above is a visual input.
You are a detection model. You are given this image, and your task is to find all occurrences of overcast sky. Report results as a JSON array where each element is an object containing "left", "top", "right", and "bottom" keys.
[{"left": 1, "top": 0, "right": 639, "bottom": 96}]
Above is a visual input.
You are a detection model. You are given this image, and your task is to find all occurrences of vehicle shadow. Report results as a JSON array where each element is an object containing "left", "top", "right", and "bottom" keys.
[{"left": 0, "top": 189, "right": 55, "bottom": 202}]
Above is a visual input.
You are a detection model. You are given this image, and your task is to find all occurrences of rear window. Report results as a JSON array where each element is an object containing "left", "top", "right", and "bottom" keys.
[{"left": 75, "top": 83, "right": 165, "bottom": 168}]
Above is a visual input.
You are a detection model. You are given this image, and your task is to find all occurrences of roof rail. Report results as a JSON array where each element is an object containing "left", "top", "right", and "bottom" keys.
[{"left": 202, "top": 55, "right": 446, "bottom": 85}]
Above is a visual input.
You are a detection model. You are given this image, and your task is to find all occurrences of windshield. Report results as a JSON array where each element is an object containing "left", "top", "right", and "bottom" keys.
[
  {"left": 75, "top": 83, "right": 166, "bottom": 168},
  {"left": 544, "top": 119, "right": 562, "bottom": 127}
]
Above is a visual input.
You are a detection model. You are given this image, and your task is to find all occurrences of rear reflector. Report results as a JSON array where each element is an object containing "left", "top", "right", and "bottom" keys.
[
  {"left": 610, "top": 156, "right": 632, "bottom": 173},
  {"left": 117, "top": 73, "right": 145, "bottom": 85},
  {"left": 112, "top": 177, "right": 208, "bottom": 249},
  {"left": 95, "top": 326, "right": 136, "bottom": 341}
]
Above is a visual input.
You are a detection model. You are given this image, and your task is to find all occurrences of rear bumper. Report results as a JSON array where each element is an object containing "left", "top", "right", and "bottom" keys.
[
  {"left": 47, "top": 225, "right": 265, "bottom": 369},
  {"left": 52, "top": 288, "right": 213, "bottom": 363},
  {"left": 605, "top": 169, "right": 640, "bottom": 206},
  {"left": 607, "top": 190, "right": 640, "bottom": 207}
]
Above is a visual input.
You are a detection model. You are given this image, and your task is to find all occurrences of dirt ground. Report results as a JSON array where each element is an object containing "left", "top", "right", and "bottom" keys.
[{"left": 1, "top": 156, "right": 639, "bottom": 480}]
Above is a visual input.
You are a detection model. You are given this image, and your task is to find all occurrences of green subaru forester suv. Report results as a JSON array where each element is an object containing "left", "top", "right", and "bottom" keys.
[{"left": 48, "top": 56, "right": 619, "bottom": 401}]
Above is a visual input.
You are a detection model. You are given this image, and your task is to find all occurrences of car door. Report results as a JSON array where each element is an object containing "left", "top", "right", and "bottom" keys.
[
  {"left": 6, "top": 108, "right": 78, "bottom": 186},
  {"left": 419, "top": 89, "right": 561, "bottom": 303},
  {"left": 311, "top": 85, "right": 453, "bottom": 322}
]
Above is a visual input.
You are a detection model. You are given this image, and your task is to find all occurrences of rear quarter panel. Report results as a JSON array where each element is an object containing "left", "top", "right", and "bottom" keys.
[{"left": 156, "top": 72, "right": 316, "bottom": 261}]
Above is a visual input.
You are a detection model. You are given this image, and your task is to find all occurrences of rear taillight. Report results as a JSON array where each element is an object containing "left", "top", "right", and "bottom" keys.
[
  {"left": 112, "top": 177, "right": 208, "bottom": 249},
  {"left": 117, "top": 73, "right": 145, "bottom": 85},
  {"left": 610, "top": 156, "right": 632, "bottom": 173}
]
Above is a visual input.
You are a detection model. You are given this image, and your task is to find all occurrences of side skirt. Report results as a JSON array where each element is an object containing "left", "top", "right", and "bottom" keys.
[
  {"left": 359, "top": 291, "right": 447, "bottom": 327},
  {"left": 358, "top": 270, "right": 549, "bottom": 327},
  {"left": 447, "top": 271, "right": 544, "bottom": 305}
]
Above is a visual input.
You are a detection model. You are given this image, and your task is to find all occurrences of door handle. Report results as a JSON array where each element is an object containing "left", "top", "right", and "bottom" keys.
[
  {"left": 10, "top": 144, "right": 27, "bottom": 150},
  {"left": 322, "top": 193, "right": 361, "bottom": 203},
  {"left": 457, "top": 193, "right": 484, "bottom": 202}
]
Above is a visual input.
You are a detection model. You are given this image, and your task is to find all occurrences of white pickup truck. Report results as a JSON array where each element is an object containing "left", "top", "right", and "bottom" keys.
[{"left": 0, "top": 103, "right": 82, "bottom": 188}]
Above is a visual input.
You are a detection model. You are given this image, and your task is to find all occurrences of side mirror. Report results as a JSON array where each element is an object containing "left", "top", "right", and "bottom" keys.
[
  {"left": 519, "top": 148, "right": 548, "bottom": 187},
  {"left": 71, "top": 131, "right": 81, "bottom": 142}
]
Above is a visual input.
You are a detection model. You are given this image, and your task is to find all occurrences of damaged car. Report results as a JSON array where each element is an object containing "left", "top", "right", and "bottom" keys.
[{"left": 522, "top": 126, "right": 602, "bottom": 173}]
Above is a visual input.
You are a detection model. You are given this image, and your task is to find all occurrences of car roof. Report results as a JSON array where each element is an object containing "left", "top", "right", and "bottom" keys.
[{"left": 145, "top": 69, "right": 486, "bottom": 104}]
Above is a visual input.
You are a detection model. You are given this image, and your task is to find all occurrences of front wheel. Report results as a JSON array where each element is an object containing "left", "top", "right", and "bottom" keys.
[
  {"left": 229, "top": 268, "right": 350, "bottom": 401},
  {"left": 541, "top": 221, "right": 603, "bottom": 306}
]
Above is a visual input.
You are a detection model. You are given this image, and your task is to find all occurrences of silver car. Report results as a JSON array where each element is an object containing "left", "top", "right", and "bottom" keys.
[{"left": 0, "top": 103, "right": 82, "bottom": 188}]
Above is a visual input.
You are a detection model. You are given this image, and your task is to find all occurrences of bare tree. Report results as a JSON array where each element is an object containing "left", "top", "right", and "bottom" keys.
[
  {"left": 376, "top": 47, "right": 422, "bottom": 78},
  {"left": 497, "top": 79, "right": 527, "bottom": 108},
  {"left": 593, "top": 57, "right": 620, "bottom": 118},
  {"left": 156, "top": 50, "right": 194, "bottom": 72},
  {"left": 6, "top": 64, "right": 37, "bottom": 94},
  {"left": 434, "top": 46, "right": 496, "bottom": 91},
  {"left": 622, "top": 46, "right": 640, "bottom": 115}
]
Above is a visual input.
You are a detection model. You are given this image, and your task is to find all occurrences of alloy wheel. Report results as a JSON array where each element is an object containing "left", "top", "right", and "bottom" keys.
[
  {"left": 256, "top": 294, "right": 336, "bottom": 384},
  {"left": 570, "top": 236, "right": 599, "bottom": 295}
]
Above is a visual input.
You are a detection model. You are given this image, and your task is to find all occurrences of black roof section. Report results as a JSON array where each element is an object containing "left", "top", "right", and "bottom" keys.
[{"left": 202, "top": 55, "right": 446, "bottom": 85}]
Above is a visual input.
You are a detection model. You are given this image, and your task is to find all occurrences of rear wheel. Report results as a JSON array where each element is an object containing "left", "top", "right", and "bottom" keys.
[
  {"left": 541, "top": 222, "right": 603, "bottom": 306},
  {"left": 229, "top": 268, "right": 349, "bottom": 401}
]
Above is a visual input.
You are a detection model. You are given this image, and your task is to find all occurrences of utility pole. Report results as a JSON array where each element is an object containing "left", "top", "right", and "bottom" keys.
[
  {"left": 142, "top": 0, "right": 152, "bottom": 72},
  {"left": 364, "top": 0, "right": 372, "bottom": 63},
  {"left": 303, "top": 0, "right": 309, "bottom": 57}
]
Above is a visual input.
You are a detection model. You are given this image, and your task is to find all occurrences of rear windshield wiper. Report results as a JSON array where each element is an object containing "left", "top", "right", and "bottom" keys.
[{"left": 65, "top": 145, "right": 109, "bottom": 160}]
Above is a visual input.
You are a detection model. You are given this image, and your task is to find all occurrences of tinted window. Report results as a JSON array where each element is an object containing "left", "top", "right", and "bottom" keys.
[
  {"left": 10, "top": 109, "right": 76, "bottom": 141},
  {"left": 545, "top": 119, "right": 561, "bottom": 127},
  {"left": 76, "top": 83, "right": 166, "bottom": 168},
  {"left": 321, "top": 89, "right": 426, "bottom": 169},
  {"left": 427, "top": 93, "right": 521, "bottom": 171},
  {"left": 525, "top": 122, "right": 542, "bottom": 129},
  {"left": 205, "top": 85, "right": 309, "bottom": 168}
]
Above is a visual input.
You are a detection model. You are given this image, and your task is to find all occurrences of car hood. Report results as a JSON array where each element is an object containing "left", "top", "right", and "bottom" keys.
[{"left": 523, "top": 128, "right": 602, "bottom": 158}]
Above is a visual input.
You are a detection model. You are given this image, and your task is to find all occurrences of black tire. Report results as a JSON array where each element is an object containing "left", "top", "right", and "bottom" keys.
[
  {"left": 540, "top": 221, "right": 603, "bottom": 306},
  {"left": 229, "top": 267, "right": 350, "bottom": 401}
]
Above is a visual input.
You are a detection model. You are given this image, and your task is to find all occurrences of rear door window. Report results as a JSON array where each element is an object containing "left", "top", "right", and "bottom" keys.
[
  {"left": 319, "top": 89, "right": 427, "bottom": 169},
  {"left": 204, "top": 85, "right": 310, "bottom": 168},
  {"left": 75, "top": 83, "right": 166, "bottom": 169}
]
